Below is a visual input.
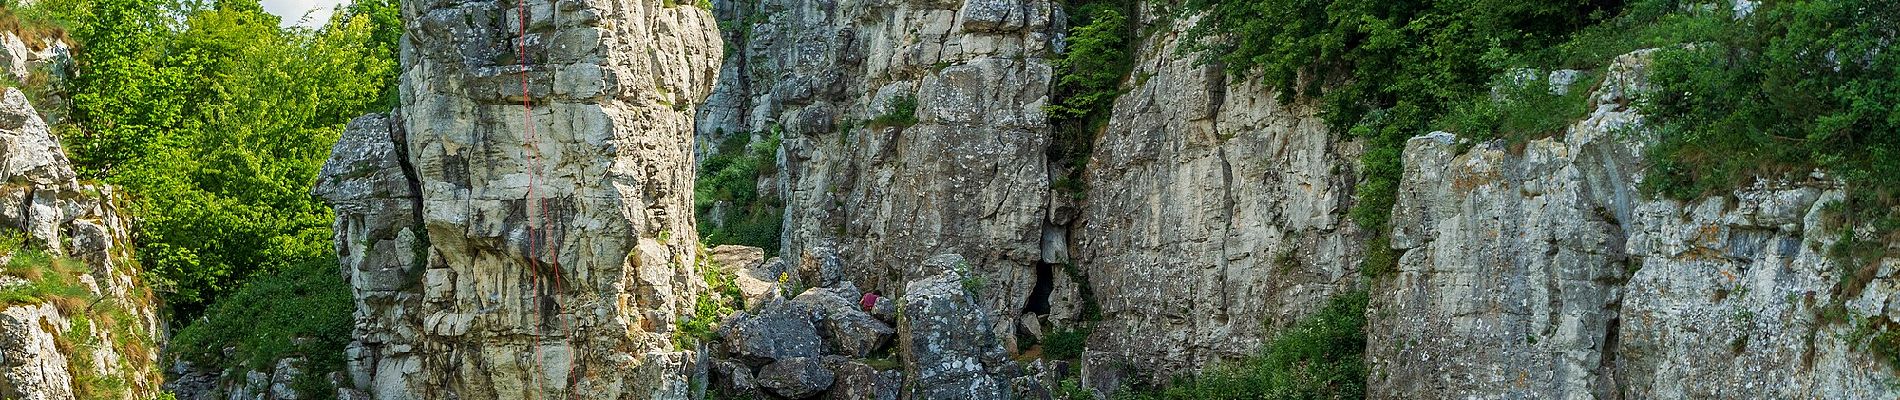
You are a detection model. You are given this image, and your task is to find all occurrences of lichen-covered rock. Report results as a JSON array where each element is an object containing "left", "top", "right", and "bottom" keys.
[
  {"left": 723, "top": 298, "right": 824, "bottom": 365},
  {"left": 794, "top": 283, "right": 894, "bottom": 358},
  {"left": 312, "top": 0, "right": 725, "bottom": 397},
  {"left": 898, "top": 262, "right": 1011, "bottom": 400},
  {"left": 757, "top": 357, "right": 836, "bottom": 399},
  {"left": 702, "top": 0, "right": 1062, "bottom": 344},
  {"left": 1370, "top": 49, "right": 1900, "bottom": 399},
  {"left": 825, "top": 359, "right": 900, "bottom": 400},
  {"left": 1072, "top": 6, "right": 1365, "bottom": 379},
  {"left": 0, "top": 303, "right": 75, "bottom": 400}
]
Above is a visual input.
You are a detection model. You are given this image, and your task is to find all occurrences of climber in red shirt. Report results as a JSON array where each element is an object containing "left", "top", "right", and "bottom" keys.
[{"left": 860, "top": 291, "right": 881, "bottom": 312}]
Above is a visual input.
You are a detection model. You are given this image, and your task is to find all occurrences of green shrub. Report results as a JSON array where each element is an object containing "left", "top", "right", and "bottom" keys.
[
  {"left": 1043, "top": 328, "right": 1092, "bottom": 360},
  {"left": 1115, "top": 290, "right": 1368, "bottom": 400},
  {"left": 1439, "top": 70, "right": 1597, "bottom": 145},
  {"left": 675, "top": 250, "right": 747, "bottom": 348},
  {"left": 169, "top": 257, "right": 354, "bottom": 397},
  {"left": 696, "top": 130, "right": 785, "bottom": 254},
  {"left": 868, "top": 94, "right": 920, "bottom": 128},
  {"left": 1641, "top": 0, "right": 1900, "bottom": 200},
  {"left": 1046, "top": 0, "right": 1136, "bottom": 197},
  {"left": 31, "top": 0, "right": 401, "bottom": 320}
]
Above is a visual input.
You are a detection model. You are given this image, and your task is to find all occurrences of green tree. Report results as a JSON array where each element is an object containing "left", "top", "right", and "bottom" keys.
[{"left": 48, "top": 0, "right": 399, "bottom": 318}]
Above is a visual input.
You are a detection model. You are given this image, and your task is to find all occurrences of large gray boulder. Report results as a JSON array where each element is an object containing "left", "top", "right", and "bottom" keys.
[
  {"left": 898, "top": 260, "right": 1011, "bottom": 400},
  {"left": 825, "top": 359, "right": 901, "bottom": 400},
  {"left": 709, "top": 359, "right": 762, "bottom": 399},
  {"left": 723, "top": 298, "right": 823, "bottom": 365},
  {"left": 757, "top": 357, "right": 836, "bottom": 399},
  {"left": 0, "top": 88, "right": 71, "bottom": 188},
  {"left": 794, "top": 284, "right": 895, "bottom": 358}
]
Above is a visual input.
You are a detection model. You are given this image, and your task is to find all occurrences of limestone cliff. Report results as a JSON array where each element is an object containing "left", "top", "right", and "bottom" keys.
[
  {"left": 699, "top": 0, "right": 1062, "bottom": 343},
  {"left": 0, "top": 88, "right": 164, "bottom": 400},
  {"left": 313, "top": 0, "right": 722, "bottom": 397},
  {"left": 306, "top": 0, "right": 1900, "bottom": 398},
  {"left": 701, "top": 0, "right": 1900, "bottom": 398},
  {"left": 1371, "top": 49, "right": 1900, "bottom": 399}
]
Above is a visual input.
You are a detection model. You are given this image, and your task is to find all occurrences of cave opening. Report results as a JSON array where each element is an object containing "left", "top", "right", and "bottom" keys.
[{"left": 1025, "top": 262, "right": 1055, "bottom": 315}]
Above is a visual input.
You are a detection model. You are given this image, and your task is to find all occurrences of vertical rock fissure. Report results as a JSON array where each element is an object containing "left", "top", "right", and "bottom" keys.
[{"left": 1026, "top": 261, "right": 1055, "bottom": 315}]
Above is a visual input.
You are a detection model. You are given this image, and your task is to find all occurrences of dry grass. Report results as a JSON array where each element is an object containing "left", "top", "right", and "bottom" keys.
[{"left": 0, "top": 6, "right": 69, "bottom": 50}]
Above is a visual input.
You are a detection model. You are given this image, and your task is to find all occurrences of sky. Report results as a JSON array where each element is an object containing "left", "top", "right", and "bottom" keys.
[{"left": 260, "top": 0, "right": 351, "bottom": 28}]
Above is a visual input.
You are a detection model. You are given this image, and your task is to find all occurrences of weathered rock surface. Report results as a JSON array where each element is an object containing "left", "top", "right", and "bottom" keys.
[
  {"left": 794, "top": 283, "right": 894, "bottom": 358},
  {"left": 1370, "top": 49, "right": 1900, "bottom": 398},
  {"left": 701, "top": 0, "right": 1063, "bottom": 343},
  {"left": 757, "top": 356, "right": 836, "bottom": 399},
  {"left": 898, "top": 263, "right": 1011, "bottom": 400},
  {"left": 0, "top": 88, "right": 163, "bottom": 400},
  {"left": 312, "top": 0, "right": 723, "bottom": 397},
  {"left": 1072, "top": 7, "right": 1366, "bottom": 380},
  {"left": 825, "top": 359, "right": 900, "bottom": 400},
  {"left": 722, "top": 298, "right": 824, "bottom": 365}
]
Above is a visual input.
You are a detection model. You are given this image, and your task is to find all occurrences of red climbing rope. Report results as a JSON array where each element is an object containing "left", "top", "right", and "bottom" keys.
[{"left": 514, "top": 0, "right": 548, "bottom": 398}]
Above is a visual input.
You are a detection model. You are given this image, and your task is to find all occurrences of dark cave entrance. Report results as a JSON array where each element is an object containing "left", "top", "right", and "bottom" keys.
[{"left": 1025, "top": 262, "right": 1055, "bottom": 315}]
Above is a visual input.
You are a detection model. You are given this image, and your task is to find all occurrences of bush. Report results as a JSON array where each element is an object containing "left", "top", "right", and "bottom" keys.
[
  {"left": 1641, "top": 0, "right": 1900, "bottom": 200},
  {"left": 1046, "top": 0, "right": 1136, "bottom": 195},
  {"left": 1043, "top": 328, "right": 1091, "bottom": 360},
  {"left": 1115, "top": 290, "right": 1368, "bottom": 400},
  {"left": 31, "top": 0, "right": 400, "bottom": 320},
  {"left": 696, "top": 130, "right": 785, "bottom": 254},
  {"left": 674, "top": 250, "right": 747, "bottom": 348},
  {"left": 868, "top": 94, "right": 919, "bottom": 128},
  {"left": 169, "top": 257, "right": 354, "bottom": 397}
]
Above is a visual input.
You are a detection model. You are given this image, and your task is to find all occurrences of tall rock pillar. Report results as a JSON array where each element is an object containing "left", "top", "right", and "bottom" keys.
[{"left": 316, "top": 0, "right": 722, "bottom": 398}]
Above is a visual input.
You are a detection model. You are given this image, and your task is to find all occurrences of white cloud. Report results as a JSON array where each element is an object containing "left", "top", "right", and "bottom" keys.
[{"left": 260, "top": 0, "right": 352, "bottom": 28}]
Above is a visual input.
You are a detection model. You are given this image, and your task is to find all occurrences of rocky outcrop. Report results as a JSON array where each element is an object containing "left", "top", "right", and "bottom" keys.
[
  {"left": 313, "top": 0, "right": 723, "bottom": 397},
  {"left": 1072, "top": 7, "right": 1366, "bottom": 380},
  {"left": 701, "top": 0, "right": 1062, "bottom": 343},
  {"left": 0, "top": 87, "right": 163, "bottom": 400},
  {"left": 897, "top": 256, "right": 1012, "bottom": 400},
  {"left": 1370, "top": 49, "right": 1900, "bottom": 398},
  {"left": 706, "top": 0, "right": 1367, "bottom": 379}
]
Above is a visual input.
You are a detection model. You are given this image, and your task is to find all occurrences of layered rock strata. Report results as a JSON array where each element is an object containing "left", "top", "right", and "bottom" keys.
[
  {"left": 0, "top": 88, "right": 163, "bottom": 400},
  {"left": 313, "top": 0, "right": 723, "bottom": 397}
]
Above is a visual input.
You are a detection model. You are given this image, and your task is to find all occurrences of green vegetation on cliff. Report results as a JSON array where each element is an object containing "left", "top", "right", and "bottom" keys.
[
  {"left": 3, "top": 0, "right": 398, "bottom": 390},
  {"left": 1078, "top": 290, "right": 1368, "bottom": 400},
  {"left": 169, "top": 257, "right": 354, "bottom": 397},
  {"left": 1047, "top": 0, "right": 1137, "bottom": 199},
  {"left": 30, "top": 0, "right": 399, "bottom": 318},
  {"left": 1, "top": 238, "right": 162, "bottom": 399},
  {"left": 697, "top": 130, "right": 785, "bottom": 253}
]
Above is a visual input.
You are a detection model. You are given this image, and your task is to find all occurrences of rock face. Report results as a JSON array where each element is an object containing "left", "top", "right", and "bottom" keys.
[
  {"left": 1370, "top": 50, "right": 1900, "bottom": 398},
  {"left": 0, "top": 88, "right": 163, "bottom": 400},
  {"left": 701, "top": 0, "right": 1062, "bottom": 341},
  {"left": 313, "top": 0, "right": 722, "bottom": 397},
  {"left": 705, "top": 0, "right": 1367, "bottom": 378},
  {"left": 897, "top": 260, "right": 1011, "bottom": 400},
  {"left": 1073, "top": 7, "right": 1365, "bottom": 379}
]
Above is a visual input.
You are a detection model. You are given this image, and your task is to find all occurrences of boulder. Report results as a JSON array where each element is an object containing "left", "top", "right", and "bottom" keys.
[
  {"left": 898, "top": 261, "right": 1011, "bottom": 400},
  {"left": 757, "top": 357, "right": 836, "bottom": 399},
  {"left": 799, "top": 246, "right": 846, "bottom": 288},
  {"left": 731, "top": 257, "right": 790, "bottom": 309},
  {"left": 722, "top": 298, "right": 823, "bottom": 365},
  {"left": 794, "top": 284, "right": 894, "bottom": 358},
  {"left": 825, "top": 359, "right": 901, "bottom": 400},
  {"left": 710, "top": 245, "right": 766, "bottom": 273},
  {"left": 710, "top": 359, "right": 762, "bottom": 399}
]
